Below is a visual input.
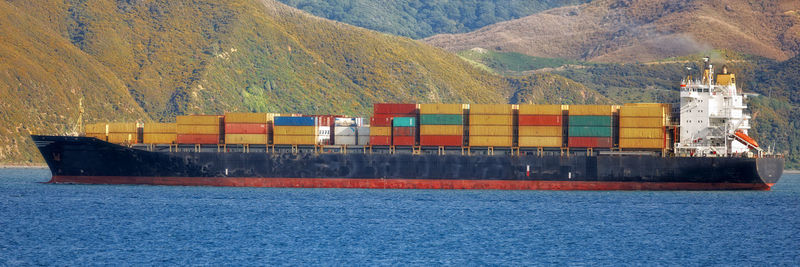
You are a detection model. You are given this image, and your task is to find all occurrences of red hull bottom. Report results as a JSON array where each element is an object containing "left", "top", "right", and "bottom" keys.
[{"left": 49, "top": 176, "right": 773, "bottom": 191}]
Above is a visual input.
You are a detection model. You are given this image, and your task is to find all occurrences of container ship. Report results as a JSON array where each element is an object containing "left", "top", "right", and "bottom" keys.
[{"left": 33, "top": 58, "right": 784, "bottom": 190}]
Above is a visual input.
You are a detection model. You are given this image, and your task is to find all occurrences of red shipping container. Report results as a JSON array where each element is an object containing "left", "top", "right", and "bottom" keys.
[
  {"left": 392, "top": 126, "right": 416, "bottom": 136},
  {"left": 370, "top": 136, "right": 391, "bottom": 146},
  {"left": 392, "top": 136, "right": 415, "bottom": 146},
  {"left": 420, "top": 135, "right": 463, "bottom": 147},
  {"left": 177, "top": 134, "right": 220, "bottom": 144},
  {"left": 568, "top": 137, "right": 612, "bottom": 148},
  {"left": 518, "top": 115, "right": 562, "bottom": 126},
  {"left": 225, "top": 123, "right": 268, "bottom": 134},
  {"left": 374, "top": 103, "right": 417, "bottom": 115},
  {"left": 370, "top": 115, "right": 393, "bottom": 127}
]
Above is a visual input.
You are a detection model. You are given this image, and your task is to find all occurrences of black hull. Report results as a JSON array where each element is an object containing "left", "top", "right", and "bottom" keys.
[{"left": 32, "top": 135, "right": 783, "bottom": 190}]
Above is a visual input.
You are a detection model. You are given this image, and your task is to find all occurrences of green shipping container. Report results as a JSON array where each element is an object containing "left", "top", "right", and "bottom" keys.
[
  {"left": 420, "top": 114, "right": 463, "bottom": 125},
  {"left": 392, "top": 117, "right": 416, "bottom": 127},
  {"left": 569, "top": 126, "right": 612, "bottom": 137},
  {"left": 568, "top": 116, "right": 612, "bottom": 127}
]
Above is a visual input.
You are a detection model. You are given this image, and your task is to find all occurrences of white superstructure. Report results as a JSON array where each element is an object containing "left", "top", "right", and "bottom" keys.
[{"left": 675, "top": 57, "right": 760, "bottom": 157}]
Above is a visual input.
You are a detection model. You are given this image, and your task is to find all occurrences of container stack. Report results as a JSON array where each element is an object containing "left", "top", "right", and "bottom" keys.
[
  {"left": 107, "top": 123, "right": 139, "bottom": 144},
  {"left": 619, "top": 104, "right": 669, "bottom": 149},
  {"left": 84, "top": 123, "right": 107, "bottom": 141},
  {"left": 224, "top": 113, "right": 269, "bottom": 145},
  {"left": 518, "top": 105, "right": 564, "bottom": 147},
  {"left": 176, "top": 115, "right": 222, "bottom": 144},
  {"left": 392, "top": 117, "right": 416, "bottom": 146},
  {"left": 273, "top": 116, "right": 317, "bottom": 145},
  {"left": 567, "top": 105, "right": 613, "bottom": 148},
  {"left": 333, "top": 118, "right": 369, "bottom": 145},
  {"left": 370, "top": 103, "right": 417, "bottom": 146},
  {"left": 468, "top": 104, "right": 513, "bottom": 147},
  {"left": 143, "top": 123, "right": 176, "bottom": 144},
  {"left": 419, "top": 104, "right": 464, "bottom": 146}
]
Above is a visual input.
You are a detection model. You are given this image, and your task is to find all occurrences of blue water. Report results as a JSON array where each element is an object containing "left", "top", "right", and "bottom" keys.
[{"left": 0, "top": 169, "right": 798, "bottom": 265}]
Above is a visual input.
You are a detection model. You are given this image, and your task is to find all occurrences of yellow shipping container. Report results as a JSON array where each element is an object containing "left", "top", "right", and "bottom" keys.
[
  {"left": 224, "top": 112, "right": 268, "bottom": 124},
  {"left": 370, "top": 127, "right": 391, "bottom": 136},
  {"left": 85, "top": 133, "right": 106, "bottom": 140},
  {"left": 143, "top": 133, "right": 177, "bottom": 144},
  {"left": 273, "top": 135, "right": 317, "bottom": 145},
  {"left": 518, "top": 126, "right": 562, "bottom": 136},
  {"left": 225, "top": 134, "right": 268, "bottom": 144},
  {"left": 419, "top": 104, "right": 463, "bottom": 114},
  {"left": 421, "top": 125, "right": 463, "bottom": 135},
  {"left": 568, "top": 105, "right": 613, "bottom": 116},
  {"left": 144, "top": 123, "right": 176, "bottom": 134},
  {"left": 469, "top": 136, "right": 512, "bottom": 147},
  {"left": 469, "top": 104, "right": 512, "bottom": 115},
  {"left": 273, "top": 126, "right": 317, "bottom": 135},
  {"left": 619, "top": 138, "right": 664, "bottom": 149},
  {"left": 620, "top": 117, "right": 665, "bottom": 128},
  {"left": 107, "top": 133, "right": 136, "bottom": 143},
  {"left": 469, "top": 115, "right": 513, "bottom": 125},
  {"left": 518, "top": 104, "right": 562, "bottom": 115},
  {"left": 266, "top": 113, "right": 282, "bottom": 122},
  {"left": 620, "top": 128, "right": 665, "bottom": 139},
  {"left": 177, "top": 125, "right": 220, "bottom": 135},
  {"left": 107, "top": 123, "right": 137, "bottom": 133},
  {"left": 177, "top": 115, "right": 221, "bottom": 125},
  {"left": 519, "top": 136, "right": 563, "bottom": 147},
  {"left": 620, "top": 106, "right": 666, "bottom": 118},
  {"left": 469, "top": 125, "right": 513, "bottom": 136},
  {"left": 85, "top": 123, "right": 107, "bottom": 134}
]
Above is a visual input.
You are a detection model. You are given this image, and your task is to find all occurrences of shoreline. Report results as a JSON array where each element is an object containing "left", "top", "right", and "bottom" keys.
[
  {"left": 0, "top": 165, "right": 48, "bottom": 169},
  {"left": 785, "top": 169, "right": 800, "bottom": 174}
]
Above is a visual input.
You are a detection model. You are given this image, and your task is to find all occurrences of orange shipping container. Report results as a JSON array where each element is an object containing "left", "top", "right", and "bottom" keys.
[
  {"left": 469, "top": 104, "right": 512, "bottom": 115},
  {"left": 620, "top": 117, "right": 665, "bottom": 128},
  {"left": 469, "top": 125, "right": 513, "bottom": 136},
  {"left": 469, "top": 136, "right": 512, "bottom": 147},
  {"left": 107, "top": 123, "right": 137, "bottom": 133},
  {"left": 273, "top": 126, "right": 316, "bottom": 135},
  {"left": 225, "top": 134, "right": 268, "bottom": 144},
  {"left": 107, "top": 133, "right": 137, "bottom": 144},
  {"left": 370, "top": 127, "right": 391, "bottom": 136},
  {"left": 177, "top": 115, "right": 221, "bottom": 125},
  {"left": 568, "top": 105, "right": 613, "bottom": 116},
  {"left": 419, "top": 104, "right": 463, "bottom": 114},
  {"left": 420, "top": 125, "right": 463, "bottom": 135},
  {"left": 469, "top": 115, "right": 513, "bottom": 125},
  {"left": 273, "top": 135, "right": 317, "bottom": 145},
  {"left": 144, "top": 123, "right": 176, "bottom": 134},
  {"left": 518, "top": 104, "right": 562, "bottom": 115},
  {"left": 143, "top": 133, "right": 177, "bottom": 144},
  {"left": 224, "top": 112, "right": 269, "bottom": 124},
  {"left": 518, "top": 136, "right": 562, "bottom": 147},
  {"left": 177, "top": 125, "right": 220, "bottom": 135},
  {"left": 619, "top": 138, "right": 665, "bottom": 149},
  {"left": 619, "top": 128, "right": 665, "bottom": 139},
  {"left": 518, "top": 126, "right": 562, "bottom": 137}
]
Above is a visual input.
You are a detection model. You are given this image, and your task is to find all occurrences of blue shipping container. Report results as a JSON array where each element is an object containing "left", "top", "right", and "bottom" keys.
[
  {"left": 274, "top": 116, "right": 315, "bottom": 126},
  {"left": 392, "top": 117, "right": 416, "bottom": 127}
]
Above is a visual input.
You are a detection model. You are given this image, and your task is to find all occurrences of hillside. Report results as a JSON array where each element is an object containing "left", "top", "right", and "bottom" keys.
[
  {"left": 277, "top": 0, "right": 589, "bottom": 39},
  {"left": 0, "top": 0, "right": 603, "bottom": 164},
  {"left": 425, "top": 0, "right": 800, "bottom": 62}
]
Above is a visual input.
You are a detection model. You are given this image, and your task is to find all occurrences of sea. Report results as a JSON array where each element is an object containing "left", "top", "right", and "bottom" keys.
[{"left": 0, "top": 168, "right": 798, "bottom": 266}]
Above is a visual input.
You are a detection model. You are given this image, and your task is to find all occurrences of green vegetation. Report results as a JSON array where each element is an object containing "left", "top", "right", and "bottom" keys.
[
  {"left": 0, "top": 0, "right": 600, "bottom": 164},
  {"left": 458, "top": 49, "right": 583, "bottom": 75},
  {"left": 278, "top": 0, "right": 589, "bottom": 39}
]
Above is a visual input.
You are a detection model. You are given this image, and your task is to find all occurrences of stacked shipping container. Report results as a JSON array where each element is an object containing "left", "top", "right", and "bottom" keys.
[
  {"left": 224, "top": 113, "right": 270, "bottom": 145},
  {"left": 568, "top": 105, "right": 613, "bottom": 148},
  {"left": 107, "top": 123, "right": 138, "bottom": 144},
  {"left": 468, "top": 104, "right": 513, "bottom": 147},
  {"left": 143, "top": 123, "right": 176, "bottom": 144},
  {"left": 273, "top": 117, "right": 317, "bottom": 145},
  {"left": 370, "top": 104, "right": 417, "bottom": 146},
  {"left": 84, "top": 123, "right": 107, "bottom": 141},
  {"left": 619, "top": 104, "right": 669, "bottom": 149},
  {"left": 176, "top": 115, "right": 222, "bottom": 144},
  {"left": 392, "top": 117, "right": 416, "bottom": 146},
  {"left": 518, "top": 105, "right": 563, "bottom": 147},
  {"left": 420, "top": 104, "right": 463, "bottom": 146},
  {"left": 333, "top": 118, "right": 369, "bottom": 145}
]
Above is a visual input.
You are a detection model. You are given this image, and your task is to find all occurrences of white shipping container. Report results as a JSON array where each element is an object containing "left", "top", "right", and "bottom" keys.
[
  {"left": 334, "top": 126, "right": 357, "bottom": 136},
  {"left": 358, "top": 136, "right": 369, "bottom": 145},
  {"left": 335, "top": 135, "right": 357, "bottom": 145},
  {"left": 357, "top": 126, "right": 370, "bottom": 136}
]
